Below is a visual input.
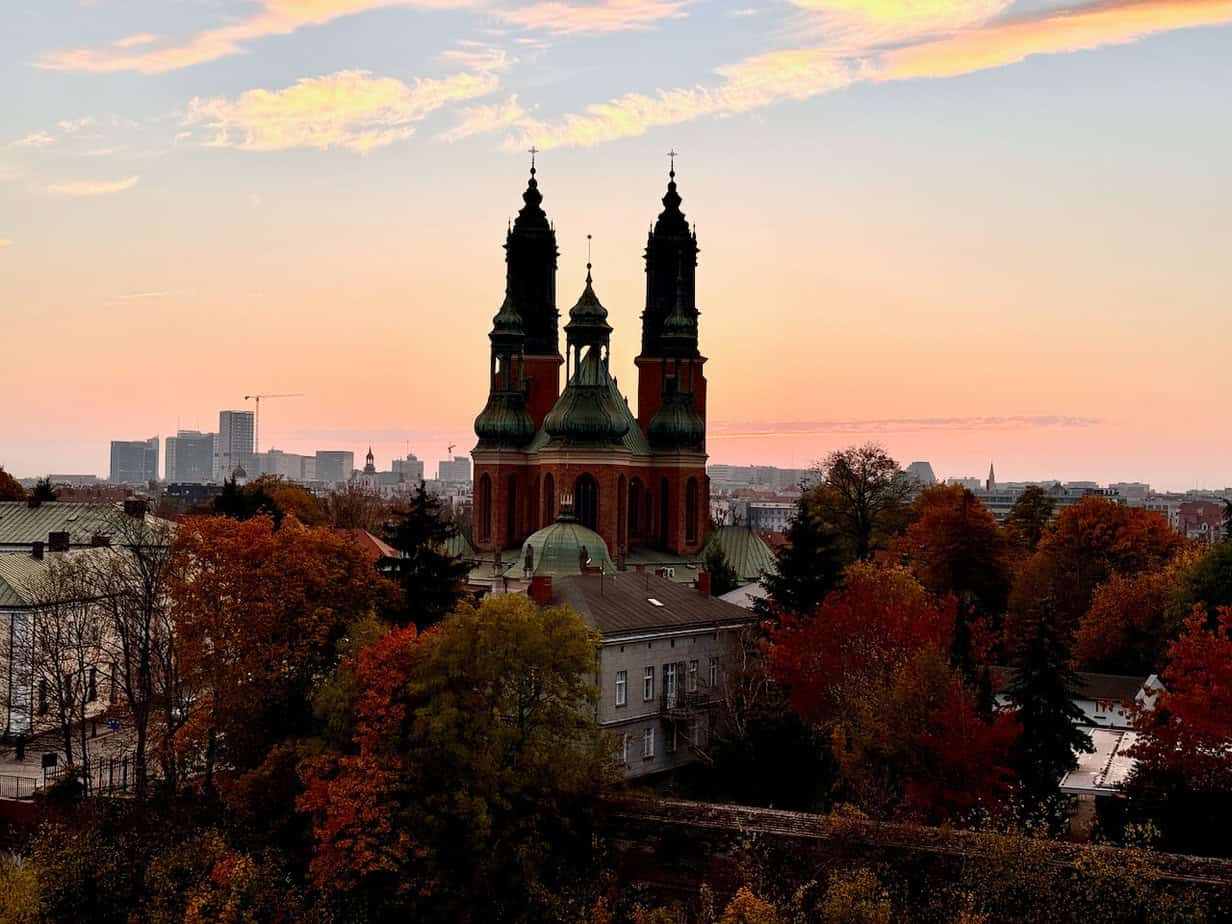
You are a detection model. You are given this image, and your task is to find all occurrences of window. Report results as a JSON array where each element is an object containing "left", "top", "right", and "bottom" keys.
[
  {"left": 38, "top": 679, "right": 48, "bottom": 716},
  {"left": 642, "top": 726, "right": 655, "bottom": 759},
  {"left": 478, "top": 474, "right": 493, "bottom": 541},
  {"left": 693, "top": 715, "right": 706, "bottom": 747},
  {"left": 575, "top": 473, "right": 599, "bottom": 530},
  {"left": 688, "top": 660, "right": 699, "bottom": 692},
  {"left": 709, "top": 656, "right": 719, "bottom": 689},
  {"left": 686, "top": 477, "right": 699, "bottom": 543},
  {"left": 643, "top": 666, "right": 655, "bottom": 701},
  {"left": 622, "top": 734, "right": 630, "bottom": 766},
  {"left": 664, "top": 663, "right": 678, "bottom": 706},
  {"left": 667, "top": 724, "right": 678, "bottom": 754},
  {"left": 615, "top": 670, "right": 627, "bottom": 707},
  {"left": 88, "top": 666, "right": 97, "bottom": 702}
]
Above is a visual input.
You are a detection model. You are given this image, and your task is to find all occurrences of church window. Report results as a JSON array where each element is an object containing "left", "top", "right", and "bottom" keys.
[
  {"left": 686, "top": 478, "right": 699, "bottom": 543},
  {"left": 575, "top": 473, "right": 599, "bottom": 530},
  {"left": 478, "top": 474, "right": 492, "bottom": 541}
]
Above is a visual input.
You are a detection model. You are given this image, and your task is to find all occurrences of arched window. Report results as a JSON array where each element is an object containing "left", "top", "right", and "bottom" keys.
[
  {"left": 575, "top": 473, "right": 599, "bottom": 530},
  {"left": 506, "top": 474, "right": 518, "bottom": 541},
  {"left": 628, "top": 478, "right": 642, "bottom": 541},
  {"left": 478, "top": 474, "right": 492, "bottom": 541},
  {"left": 617, "top": 475, "right": 627, "bottom": 550},
  {"left": 686, "top": 478, "right": 699, "bottom": 544},
  {"left": 660, "top": 478, "right": 670, "bottom": 546},
  {"left": 543, "top": 473, "right": 556, "bottom": 525}
]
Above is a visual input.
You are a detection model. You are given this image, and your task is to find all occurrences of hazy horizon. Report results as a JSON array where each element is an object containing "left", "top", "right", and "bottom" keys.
[{"left": 3, "top": 0, "right": 1230, "bottom": 491}]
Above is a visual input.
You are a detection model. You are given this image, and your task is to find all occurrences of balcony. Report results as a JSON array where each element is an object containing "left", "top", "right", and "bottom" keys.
[{"left": 660, "top": 686, "right": 714, "bottom": 719}]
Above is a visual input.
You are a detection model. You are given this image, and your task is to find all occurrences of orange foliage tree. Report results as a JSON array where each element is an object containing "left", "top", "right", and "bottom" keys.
[
  {"left": 1072, "top": 548, "right": 1199, "bottom": 675},
  {"left": 169, "top": 515, "right": 398, "bottom": 802}
]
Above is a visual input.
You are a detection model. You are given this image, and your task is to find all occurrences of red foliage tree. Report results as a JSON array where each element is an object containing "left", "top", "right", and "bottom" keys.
[
  {"left": 1130, "top": 606, "right": 1232, "bottom": 792},
  {"left": 904, "top": 678, "right": 1020, "bottom": 824}
]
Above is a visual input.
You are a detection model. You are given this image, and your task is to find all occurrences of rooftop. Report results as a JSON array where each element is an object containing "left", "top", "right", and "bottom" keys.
[
  {"left": 0, "top": 501, "right": 169, "bottom": 550},
  {"left": 552, "top": 570, "right": 755, "bottom": 638}
]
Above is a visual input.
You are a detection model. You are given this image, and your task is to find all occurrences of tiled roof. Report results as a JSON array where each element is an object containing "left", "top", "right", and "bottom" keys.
[
  {"left": 553, "top": 571, "right": 755, "bottom": 638},
  {"left": 0, "top": 502, "right": 168, "bottom": 549},
  {"left": 704, "top": 526, "right": 777, "bottom": 582}
]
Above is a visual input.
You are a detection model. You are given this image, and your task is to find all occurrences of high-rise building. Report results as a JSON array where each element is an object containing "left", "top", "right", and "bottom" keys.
[
  {"left": 438, "top": 456, "right": 472, "bottom": 483},
  {"left": 470, "top": 160, "right": 709, "bottom": 557},
  {"left": 392, "top": 452, "right": 425, "bottom": 484},
  {"left": 215, "top": 410, "right": 255, "bottom": 480},
  {"left": 109, "top": 437, "right": 159, "bottom": 484},
  {"left": 255, "top": 449, "right": 315, "bottom": 482},
  {"left": 315, "top": 450, "right": 354, "bottom": 485},
  {"left": 166, "top": 430, "right": 216, "bottom": 483}
]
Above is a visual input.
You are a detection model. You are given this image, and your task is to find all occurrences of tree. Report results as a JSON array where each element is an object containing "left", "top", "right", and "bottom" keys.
[
  {"left": 381, "top": 480, "right": 471, "bottom": 629},
  {"left": 1169, "top": 540, "right": 1232, "bottom": 624},
  {"left": 894, "top": 484, "right": 1011, "bottom": 623},
  {"left": 32, "top": 477, "right": 58, "bottom": 503},
  {"left": 299, "top": 594, "right": 615, "bottom": 917},
  {"left": 1130, "top": 605, "right": 1232, "bottom": 792},
  {"left": 813, "top": 444, "right": 913, "bottom": 561},
  {"left": 322, "top": 482, "right": 389, "bottom": 531},
  {"left": 1005, "top": 485, "right": 1056, "bottom": 552},
  {"left": 1004, "top": 601, "right": 1092, "bottom": 816},
  {"left": 755, "top": 493, "right": 844, "bottom": 620},
  {"left": 169, "top": 515, "right": 395, "bottom": 800},
  {"left": 1072, "top": 548, "right": 1200, "bottom": 675},
  {"left": 92, "top": 513, "right": 179, "bottom": 799},
  {"left": 1007, "top": 498, "right": 1182, "bottom": 644},
  {"left": 0, "top": 465, "right": 25, "bottom": 500},
  {"left": 704, "top": 544, "right": 740, "bottom": 597},
  {"left": 210, "top": 474, "right": 323, "bottom": 528}
]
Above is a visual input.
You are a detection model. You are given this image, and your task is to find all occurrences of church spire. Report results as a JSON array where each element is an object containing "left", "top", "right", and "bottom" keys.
[
  {"left": 641, "top": 152, "right": 698, "bottom": 358},
  {"left": 505, "top": 152, "right": 559, "bottom": 356}
]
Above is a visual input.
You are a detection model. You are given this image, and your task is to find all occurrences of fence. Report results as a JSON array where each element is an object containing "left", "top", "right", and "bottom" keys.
[
  {"left": 0, "top": 774, "right": 38, "bottom": 801},
  {"left": 43, "top": 753, "right": 154, "bottom": 796}
]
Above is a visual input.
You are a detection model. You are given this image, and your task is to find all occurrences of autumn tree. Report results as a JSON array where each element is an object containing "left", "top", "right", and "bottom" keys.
[
  {"left": 0, "top": 465, "right": 25, "bottom": 500},
  {"left": 1072, "top": 548, "right": 1200, "bottom": 675},
  {"left": 211, "top": 474, "right": 324, "bottom": 528},
  {"left": 322, "top": 482, "right": 390, "bottom": 531},
  {"left": 1169, "top": 539, "right": 1232, "bottom": 623},
  {"left": 299, "top": 594, "right": 615, "bottom": 918},
  {"left": 169, "top": 515, "right": 395, "bottom": 808},
  {"left": 1005, "top": 485, "right": 1056, "bottom": 552},
  {"left": 1005, "top": 600, "right": 1092, "bottom": 817},
  {"left": 1128, "top": 606, "right": 1232, "bottom": 852},
  {"left": 755, "top": 493, "right": 845, "bottom": 620},
  {"left": 813, "top": 443, "right": 913, "bottom": 561},
  {"left": 1007, "top": 498, "right": 1181, "bottom": 644},
  {"left": 381, "top": 480, "right": 471, "bottom": 629}
]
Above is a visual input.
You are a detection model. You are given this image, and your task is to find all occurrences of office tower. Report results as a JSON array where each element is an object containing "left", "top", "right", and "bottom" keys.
[
  {"left": 216, "top": 410, "right": 255, "bottom": 480},
  {"left": 109, "top": 437, "right": 159, "bottom": 484},
  {"left": 166, "top": 430, "right": 216, "bottom": 483},
  {"left": 315, "top": 450, "right": 355, "bottom": 485}
]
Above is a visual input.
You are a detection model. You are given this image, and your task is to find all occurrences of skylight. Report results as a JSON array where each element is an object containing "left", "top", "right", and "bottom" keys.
[{"left": 647, "top": 598, "right": 664, "bottom": 607}]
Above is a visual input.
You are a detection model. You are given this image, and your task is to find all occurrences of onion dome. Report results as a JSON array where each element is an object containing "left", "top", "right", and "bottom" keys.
[
  {"left": 474, "top": 393, "right": 535, "bottom": 449},
  {"left": 490, "top": 284, "right": 524, "bottom": 340},
  {"left": 513, "top": 158, "right": 550, "bottom": 233},
  {"left": 653, "top": 155, "right": 690, "bottom": 237},
  {"left": 543, "top": 348, "right": 631, "bottom": 444},
  {"left": 647, "top": 384, "right": 705, "bottom": 451},
  {"left": 563, "top": 264, "right": 612, "bottom": 341},
  {"left": 521, "top": 507, "right": 614, "bottom": 576}
]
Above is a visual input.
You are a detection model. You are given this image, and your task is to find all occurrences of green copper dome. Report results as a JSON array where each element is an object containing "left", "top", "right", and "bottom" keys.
[
  {"left": 474, "top": 393, "right": 535, "bottom": 449},
  {"left": 563, "top": 269, "right": 612, "bottom": 342},
  {"left": 521, "top": 513, "right": 614, "bottom": 577},
  {"left": 543, "top": 348, "right": 631, "bottom": 445},
  {"left": 490, "top": 286, "right": 524, "bottom": 340},
  {"left": 647, "top": 387, "right": 704, "bottom": 451}
]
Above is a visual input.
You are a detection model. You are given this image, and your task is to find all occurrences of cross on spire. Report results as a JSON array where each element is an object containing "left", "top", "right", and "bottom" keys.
[
  {"left": 667, "top": 148, "right": 677, "bottom": 177},
  {"left": 586, "top": 233, "right": 593, "bottom": 283},
  {"left": 528, "top": 146, "right": 539, "bottom": 174}
]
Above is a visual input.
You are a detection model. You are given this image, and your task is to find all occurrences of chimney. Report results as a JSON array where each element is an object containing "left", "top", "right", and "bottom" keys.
[
  {"left": 697, "top": 571, "right": 711, "bottom": 597},
  {"left": 634, "top": 563, "right": 645, "bottom": 574},
  {"left": 123, "top": 499, "right": 148, "bottom": 519},
  {"left": 31, "top": 541, "right": 44, "bottom": 561},
  {"left": 48, "top": 531, "right": 70, "bottom": 553},
  {"left": 529, "top": 575, "right": 553, "bottom": 606},
  {"left": 90, "top": 534, "right": 111, "bottom": 548}
]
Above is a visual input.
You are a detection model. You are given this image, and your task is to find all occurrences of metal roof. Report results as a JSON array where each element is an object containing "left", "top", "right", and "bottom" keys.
[
  {"left": 0, "top": 547, "right": 121, "bottom": 608},
  {"left": 0, "top": 502, "right": 168, "bottom": 549},
  {"left": 552, "top": 570, "right": 756, "bottom": 638},
  {"left": 703, "top": 526, "right": 777, "bottom": 582}
]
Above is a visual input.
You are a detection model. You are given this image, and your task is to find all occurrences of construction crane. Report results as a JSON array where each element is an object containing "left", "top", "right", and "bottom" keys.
[
  {"left": 447, "top": 443, "right": 456, "bottom": 456},
  {"left": 243, "top": 393, "right": 303, "bottom": 454}
]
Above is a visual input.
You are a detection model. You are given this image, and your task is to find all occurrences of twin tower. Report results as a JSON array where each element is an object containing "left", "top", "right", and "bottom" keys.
[{"left": 472, "top": 160, "right": 710, "bottom": 559}]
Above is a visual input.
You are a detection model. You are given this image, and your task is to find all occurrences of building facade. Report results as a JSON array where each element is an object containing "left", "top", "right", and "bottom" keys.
[
  {"left": 314, "top": 450, "right": 355, "bottom": 485},
  {"left": 165, "top": 430, "right": 216, "bottom": 483},
  {"left": 215, "top": 410, "right": 255, "bottom": 481},
  {"left": 108, "top": 438, "right": 159, "bottom": 485},
  {"left": 438, "top": 456, "right": 472, "bottom": 483},
  {"left": 472, "top": 161, "right": 710, "bottom": 560}
]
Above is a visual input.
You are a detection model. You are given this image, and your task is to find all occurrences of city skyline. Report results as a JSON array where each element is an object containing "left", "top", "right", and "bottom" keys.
[{"left": 3, "top": 1, "right": 1231, "bottom": 489}]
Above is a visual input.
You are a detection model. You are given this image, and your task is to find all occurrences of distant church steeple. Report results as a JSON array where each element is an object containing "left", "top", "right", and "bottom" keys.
[
  {"left": 505, "top": 149, "right": 559, "bottom": 358},
  {"left": 364, "top": 447, "right": 376, "bottom": 474},
  {"left": 987, "top": 462, "right": 996, "bottom": 492}
]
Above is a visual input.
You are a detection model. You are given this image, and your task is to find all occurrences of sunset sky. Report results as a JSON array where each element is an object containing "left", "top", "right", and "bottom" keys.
[{"left": 2, "top": 0, "right": 1230, "bottom": 488}]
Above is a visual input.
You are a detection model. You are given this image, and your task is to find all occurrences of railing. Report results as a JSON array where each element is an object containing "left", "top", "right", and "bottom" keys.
[
  {"left": 660, "top": 687, "right": 714, "bottom": 717},
  {"left": 0, "top": 774, "right": 38, "bottom": 801},
  {"left": 43, "top": 753, "right": 154, "bottom": 796}
]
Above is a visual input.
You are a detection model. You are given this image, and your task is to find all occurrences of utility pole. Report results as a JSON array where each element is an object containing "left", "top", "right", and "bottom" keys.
[{"left": 243, "top": 393, "right": 304, "bottom": 454}]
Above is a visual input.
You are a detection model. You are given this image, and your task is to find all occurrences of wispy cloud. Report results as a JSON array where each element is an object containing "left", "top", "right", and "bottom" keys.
[
  {"left": 56, "top": 116, "right": 97, "bottom": 133},
  {"left": 490, "top": 0, "right": 1232, "bottom": 148},
  {"left": 709, "top": 415, "right": 1105, "bottom": 439},
  {"left": 183, "top": 69, "right": 499, "bottom": 152},
  {"left": 494, "top": 0, "right": 686, "bottom": 34},
  {"left": 38, "top": 0, "right": 477, "bottom": 74},
  {"left": 437, "top": 42, "right": 512, "bottom": 71},
  {"left": 46, "top": 175, "right": 140, "bottom": 196},
  {"left": 11, "top": 132, "right": 55, "bottom": 148}
]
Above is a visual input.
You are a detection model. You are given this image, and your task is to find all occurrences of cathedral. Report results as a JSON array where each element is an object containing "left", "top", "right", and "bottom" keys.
[{"left": 471, "top": 157, "right": 710, "bottom": 565}]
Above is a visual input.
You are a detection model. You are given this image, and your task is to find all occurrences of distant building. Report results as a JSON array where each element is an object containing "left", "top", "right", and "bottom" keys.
[
  {"left": 215, "top": 410, "right": 255, "bottom": 481},
  {"left": 1179, "top": 500, "right": 1226, "bottom": 543},
  {"left": 709, "top": 464, "right": 813, "bottom": 492},
  {"left": 46, "top": 475, "right": 100, "bottom": 488},
  {"left": 1110, "top": 482, "right": 1151, "bottom": 500},
  {"left": 255, "top": 448, "right": 316, "bottom": 482},
  {"left": 904, "top": 461, "right": 936, "bottom": 486},
  {"left": 165, "top": 430, "right": 215, "bottom": 483},
  {"left": 438, "top": 456, "right": 471, "bottom": 483},
  {"left": 315, "top": 450, "right": 355, "bottom": 485},
  {"left": 392, "top": 452, "right": 425, "bottom": 485},
  {"left": 109, "top": 438, "right": 159, "bottom": 484}
]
